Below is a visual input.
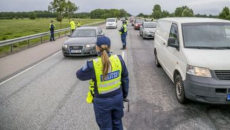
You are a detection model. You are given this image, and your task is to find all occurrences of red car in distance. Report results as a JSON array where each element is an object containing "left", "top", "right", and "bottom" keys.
[{"left": 134, "top": 19, "right": 144, "bottom": 30}]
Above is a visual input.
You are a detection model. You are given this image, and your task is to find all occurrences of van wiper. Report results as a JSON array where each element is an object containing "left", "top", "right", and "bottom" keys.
[{"left": 186, "top": 46, "right": 230, "bottom": 49}]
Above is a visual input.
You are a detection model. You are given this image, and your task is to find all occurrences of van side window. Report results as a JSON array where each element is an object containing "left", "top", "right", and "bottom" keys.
[{"left": 169, "top": 24, "right": 179, "bottom": 45}]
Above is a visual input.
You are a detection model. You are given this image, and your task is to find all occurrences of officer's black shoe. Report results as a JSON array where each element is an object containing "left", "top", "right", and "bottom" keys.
[{"left": 120, "top": 45, "right": 125, "bottom": 50}]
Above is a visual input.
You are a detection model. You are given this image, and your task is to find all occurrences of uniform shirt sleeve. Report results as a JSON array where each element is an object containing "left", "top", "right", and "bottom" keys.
[
  {"left": 118, "top": 55, "right": 129, "bottom": 99},
  {"left": 76, "top": 60, "right": 95, "bottom": 81}
]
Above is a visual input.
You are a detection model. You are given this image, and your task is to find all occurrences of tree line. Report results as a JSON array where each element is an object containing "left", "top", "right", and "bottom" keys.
[
  {"left": 138, "top": 4, "right": 230, "bottom": 20},
  {"left": 0, "top": 9, "right": 130, "bottom": 20}
]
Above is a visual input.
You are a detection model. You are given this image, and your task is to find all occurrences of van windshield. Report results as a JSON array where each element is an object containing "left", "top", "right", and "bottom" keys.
[
  {"left": 182, "top": 23, "right": 230, "bottom": 49},
  {"left": 107, "top": 19, "right": 116, "bottom": 22}
]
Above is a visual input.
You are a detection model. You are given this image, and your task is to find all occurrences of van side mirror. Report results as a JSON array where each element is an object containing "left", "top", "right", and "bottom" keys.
[{"left": 168, "top": 37, "right": 179, "bottom": 49}]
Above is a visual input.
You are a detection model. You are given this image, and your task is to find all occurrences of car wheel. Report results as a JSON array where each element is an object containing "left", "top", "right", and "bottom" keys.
[
  {"left": 140, "top": 31, "right": 142, "bottom": 36},
  {"left": 155, "top": 52, "right": 161, "bottom": 67},
  {"left": 175, "top": 74, "right": 188, "bottom": 104},
  {"left": 142, "top": 35, "right": 145, "bottom": 39}
]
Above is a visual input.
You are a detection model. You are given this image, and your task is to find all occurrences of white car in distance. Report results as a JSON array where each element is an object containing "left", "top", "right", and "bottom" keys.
[{"left": 106, "top": 18, "right": 117, "bottom": 29}]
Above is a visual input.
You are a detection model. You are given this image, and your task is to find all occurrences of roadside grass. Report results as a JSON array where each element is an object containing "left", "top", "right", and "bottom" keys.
[{"left": 0, "top": 18, "right": 104, "bottom": 57}]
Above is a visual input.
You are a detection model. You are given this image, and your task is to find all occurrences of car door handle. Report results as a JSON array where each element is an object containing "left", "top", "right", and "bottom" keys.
[{"left": 163, "top": 43, "right": 166, "bottom": 45}]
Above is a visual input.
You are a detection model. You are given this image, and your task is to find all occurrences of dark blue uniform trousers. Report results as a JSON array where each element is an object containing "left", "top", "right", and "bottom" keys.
[
  {"left": 121, "top": 33, "right": 127, "bottom": 46},
  {"left": 50, "top": 31, "right": 55, "bottom": 41},
  {"left": 93, "top": 92, "right": 124, "bottom": 130}
]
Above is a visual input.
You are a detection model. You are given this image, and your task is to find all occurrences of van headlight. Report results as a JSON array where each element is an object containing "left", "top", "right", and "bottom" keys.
[
  {"left": 86, "top": 44, "right": 95, "bottom": 48},
  {"left": 187, "top": 65, "right": 211, "bottom": 77}
]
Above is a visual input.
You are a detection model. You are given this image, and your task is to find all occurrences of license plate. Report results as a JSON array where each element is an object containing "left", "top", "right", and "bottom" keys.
[
  {"left": 227, "top": 94, "right": 230, "bottom": 101},
  {"left": 71, "top": 50, "right": 81, "bottom": 53}
]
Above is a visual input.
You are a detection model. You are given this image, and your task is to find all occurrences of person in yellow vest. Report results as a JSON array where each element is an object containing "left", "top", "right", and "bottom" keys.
[
  {"left": 70, "top": 19, "right": 76, "bottom": 34},
  {"left": 76, "top": 36, "right": 129, "bottom": 130},
  {"left": 119, "top": 21, "right": 128, "bottom": 50},
  {"left": 49, "top": 20, "right": 55, "bottom": 41},
  {"left": 77, "top": 21, "right": 81, "bottom": 27}
]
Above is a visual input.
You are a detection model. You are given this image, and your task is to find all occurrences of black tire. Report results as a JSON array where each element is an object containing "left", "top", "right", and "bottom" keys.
[
  {"left": 175, "top": 74, "right": 188, "bottom": 104},
  {"left": 155, "top": 52, "right": 161, "bottom": 67},
  {"left": 63, "top": 54, "right": 68, "bottom": 57},
  {"left": 140, "top": 31, "right": 142, "bottom": 36}
]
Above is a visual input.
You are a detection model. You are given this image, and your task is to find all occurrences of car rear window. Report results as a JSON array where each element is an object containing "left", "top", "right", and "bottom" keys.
[{"left": 72, "top": 29, "right": 96, "bottom": 37}]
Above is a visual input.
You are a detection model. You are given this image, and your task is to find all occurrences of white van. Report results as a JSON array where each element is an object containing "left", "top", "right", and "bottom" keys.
[
  {"left": 106, "top": 18, "right": 117, "bottom": 29},
  {"left": 154, "top": 18, "right": 230, "bottom": 104}
]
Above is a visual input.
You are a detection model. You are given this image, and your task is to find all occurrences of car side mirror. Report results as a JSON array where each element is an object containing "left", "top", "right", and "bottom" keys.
[{"left": 168, "top": 37, "right": 179, "bottom": 50}]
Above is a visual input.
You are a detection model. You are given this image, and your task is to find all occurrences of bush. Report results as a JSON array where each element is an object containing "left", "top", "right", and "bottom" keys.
[{"left": 29, "top": 12, "right": 37, "bottom": 20}]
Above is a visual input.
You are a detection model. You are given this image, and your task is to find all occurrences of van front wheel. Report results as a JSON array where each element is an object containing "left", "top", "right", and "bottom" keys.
[
  {"left": 155, "top": 53, "right": 161, "bottom": 67},
  {"left": 175, "top": 75, "right": 187, "bottom": 104}
]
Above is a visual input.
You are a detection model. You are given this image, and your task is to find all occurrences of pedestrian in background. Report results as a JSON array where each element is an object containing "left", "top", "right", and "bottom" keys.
[
  {"left": 77, "top": 21, "right": 81, "bottom": 27},
  {"left": 70, "top": 19, "right": 76, "bottom": 34},
  {"left": 49, "top": 20, "right": 55, "bottom": 41},
  {"left": 76, "top": 36, "right": 129, "bottom": 130},
  {"left": 119, "top": 21, "right": 127, "bottom": 50}
]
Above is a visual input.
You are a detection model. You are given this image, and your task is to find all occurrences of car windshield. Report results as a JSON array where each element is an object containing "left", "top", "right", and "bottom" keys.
[
  {"left": 144, "top": 23, "right": 157, "bottom": 28},
  {"left": 182, "top": 23, "right": 230, "bottom": 49},
  {"left": 107, "top": 19, "right": 116, "bottom": 22},
  {"left": 71, "top": 29, "right": 96, "bottom": 37}
]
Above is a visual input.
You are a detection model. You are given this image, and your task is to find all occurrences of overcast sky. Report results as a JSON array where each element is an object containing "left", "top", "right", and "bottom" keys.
[{"left": 0, "top": 0, "right": 229, "bottom": 15}]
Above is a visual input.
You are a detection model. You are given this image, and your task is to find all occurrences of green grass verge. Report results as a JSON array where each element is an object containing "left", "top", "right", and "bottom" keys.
[{"left": 0, "top": 18, "right": 104, "bottom": 57}]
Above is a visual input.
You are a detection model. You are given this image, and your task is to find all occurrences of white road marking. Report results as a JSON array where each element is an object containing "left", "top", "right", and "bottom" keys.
[
  {"left": 0, "top": 50, "right": 62, "bottom": 86},
  {"left": 122, "top": 51, "right": 125, "bottom": 59}
]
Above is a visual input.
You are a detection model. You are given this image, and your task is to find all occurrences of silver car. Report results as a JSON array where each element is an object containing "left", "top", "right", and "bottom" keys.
[
  {"left": 140, "top": 22, "right": 157, "bottom": 39},
  {"left": 62, "top": 27, "right": 104, "bottom": 57}
]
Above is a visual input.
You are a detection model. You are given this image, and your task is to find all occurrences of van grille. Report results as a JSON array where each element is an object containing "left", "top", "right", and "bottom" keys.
[{"left": 215, "top": 70, "right": 230, "bottom": 80}]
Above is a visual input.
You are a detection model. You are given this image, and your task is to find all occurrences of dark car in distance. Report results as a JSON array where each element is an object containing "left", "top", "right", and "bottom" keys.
[{"left": 62, "top": 27, "right": 104, "bottom": 57}]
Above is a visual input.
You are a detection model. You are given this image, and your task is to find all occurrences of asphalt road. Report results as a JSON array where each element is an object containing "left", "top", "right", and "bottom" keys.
[{"left": 0, "top": 21, "right": 230, "bottom": 130}]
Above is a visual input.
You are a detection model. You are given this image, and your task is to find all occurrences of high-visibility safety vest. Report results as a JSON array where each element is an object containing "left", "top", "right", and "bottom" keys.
[
  {"left": 49, "top": 23, "right": 55, "bottom": 30},
  {"left": 86, "top": 55, "right": 122, "bottom": 103},
  {"left": 70, "top": 21, "right": 76, "bottom": 30},
  {"left": 77, "top": 22, "right": 81, "bottom": 27},
  {"left": 126, "top": 20, "right": 129, "bottom": 25},
  {"left": 119, "top": 24, "right": 127, "bottom": 35}
]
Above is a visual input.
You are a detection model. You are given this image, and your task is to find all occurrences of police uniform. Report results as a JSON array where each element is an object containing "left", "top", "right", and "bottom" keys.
[
  {"left": 70, "top": 20, "right": 76, "bottom": 34},
  {"left": 49, "top": 21, "right": 55, "bottom": 41},
  {"left": 119, "top": 21, "right": 127, "bottom": 50},
  {"left": 76, "top": 36, "right": 129, "bottom": 130}
]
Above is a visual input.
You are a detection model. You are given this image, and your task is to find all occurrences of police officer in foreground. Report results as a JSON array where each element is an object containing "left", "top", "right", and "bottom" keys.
[
  {"left": 76, "top": 36, "right": 129, "bottom": 130},
  {"left": 119, "top": 21, "right": 127, "bottom": 50},
  {"left": 70, "top": 19, "right": 76, "bottom": 34},
  {"left": 49, "top": 20, "right": 55, "bottom": 41}
]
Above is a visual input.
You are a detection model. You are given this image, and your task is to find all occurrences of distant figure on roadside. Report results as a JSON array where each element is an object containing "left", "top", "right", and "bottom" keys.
[
  {"left": 119, "top": 21, "right": 127, "bottom": 50},
  {"left": 49, "top": 20, "right": 55, "bottom": 41},
  {"left": 70, "top": 19, "right": 76, "bottom": 34},
  {"left": 125, "top": 18, "right": 129, "bottom": 26},
  {"left": 77, "top": 21, "right": 81, "bottom": 27}
]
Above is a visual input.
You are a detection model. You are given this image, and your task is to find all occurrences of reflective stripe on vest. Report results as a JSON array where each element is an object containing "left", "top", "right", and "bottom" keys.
[{"left": 92, "top": 55, "right": 122, "bottom": 94}]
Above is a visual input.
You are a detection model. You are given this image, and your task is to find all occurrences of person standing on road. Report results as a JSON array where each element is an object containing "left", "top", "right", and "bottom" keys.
[
  {"left": 70, "top": 19, "right": 76, "bottom": 34},
  {"left": 77, "top": 21, "right": 81, "bottom": 27},
  {"left": 125, "top": 18, "right": 129, "bottom": 26},
  {"left": 76, "top": 36, "right": 129, "bottom": 130},
  {"left": 119, "top": 21, "right": 128, "bottom": 50},
  {"left": 49, "top": 20, "right": 55, "bottom": 41}
]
